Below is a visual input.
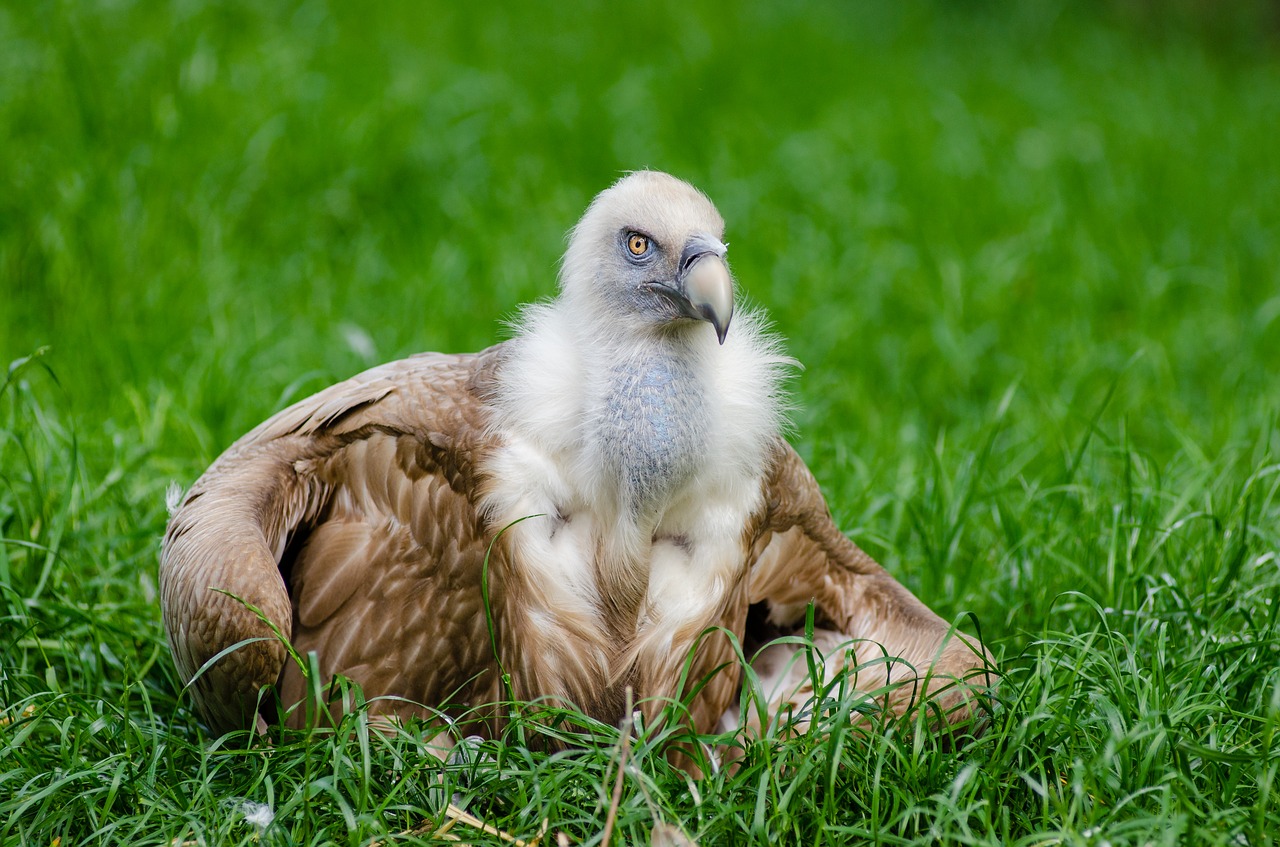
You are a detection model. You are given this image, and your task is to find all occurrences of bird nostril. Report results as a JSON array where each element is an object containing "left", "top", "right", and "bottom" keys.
[{"left": 681, "top": 252, "right": 708, "bottom": 278}]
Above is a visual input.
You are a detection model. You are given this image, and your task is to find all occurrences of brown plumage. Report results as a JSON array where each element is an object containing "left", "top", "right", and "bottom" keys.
[{"left": 160, "top": 171, "right": 992, "bottom": 751}]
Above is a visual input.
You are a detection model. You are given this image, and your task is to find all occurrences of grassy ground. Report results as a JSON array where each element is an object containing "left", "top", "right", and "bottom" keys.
[{"left": 3, "top": 1, "right": 1280, "bottom": 844}]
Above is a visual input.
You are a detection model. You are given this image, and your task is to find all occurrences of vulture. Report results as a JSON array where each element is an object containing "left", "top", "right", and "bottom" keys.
[{"left": 160, "top": 171, "right": 992, "bottom": 753}]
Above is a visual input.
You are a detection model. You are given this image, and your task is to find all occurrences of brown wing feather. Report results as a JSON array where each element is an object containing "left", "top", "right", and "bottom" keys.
[
  {"left": 160, "top": 346, "right": 507, "bottom": 734},
  {"left": 744, "top": 438, "right": 993, "bottom": 722},
  {"left": 277, "top": 427, "right": 499, "bottom": 727}
]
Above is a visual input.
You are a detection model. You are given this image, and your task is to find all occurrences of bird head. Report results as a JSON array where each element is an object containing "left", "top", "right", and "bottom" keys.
[{"left": 560, "top": 171, "right": 735, "bottom": 345}]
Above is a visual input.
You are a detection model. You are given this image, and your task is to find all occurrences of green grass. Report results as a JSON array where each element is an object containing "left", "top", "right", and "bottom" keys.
[{"left": 4, "top": 0, "right": 1280, "bottom": 843}]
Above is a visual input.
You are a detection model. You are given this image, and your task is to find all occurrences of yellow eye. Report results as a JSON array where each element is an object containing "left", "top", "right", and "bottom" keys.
[{"left": 627, "top": 233, "right": 650, "bottom": 257}]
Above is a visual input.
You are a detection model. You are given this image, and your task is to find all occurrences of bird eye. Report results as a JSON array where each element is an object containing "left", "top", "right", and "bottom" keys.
[{"left": 626, "top": 233, "right": 650, "bottom": 257}]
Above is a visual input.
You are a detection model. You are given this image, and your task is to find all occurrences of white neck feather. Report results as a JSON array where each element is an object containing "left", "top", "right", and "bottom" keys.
[{"left": 489, "top": 298, "right": 792, "bottom": 542}]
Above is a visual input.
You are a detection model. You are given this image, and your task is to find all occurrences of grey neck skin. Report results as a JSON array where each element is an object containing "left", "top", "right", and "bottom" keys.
[{"left": 596, "top": 341, "right": 709, "bottom": 522}]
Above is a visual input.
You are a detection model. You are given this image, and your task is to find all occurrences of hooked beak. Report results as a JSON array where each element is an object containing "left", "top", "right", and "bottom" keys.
[{"left": 646, "top": 234, "right": 734, "bottom": 344}]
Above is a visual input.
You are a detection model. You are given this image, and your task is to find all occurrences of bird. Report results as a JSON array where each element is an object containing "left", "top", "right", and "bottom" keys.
[{"left": 160, "top": 170, "right": 992, "bottom": 753}]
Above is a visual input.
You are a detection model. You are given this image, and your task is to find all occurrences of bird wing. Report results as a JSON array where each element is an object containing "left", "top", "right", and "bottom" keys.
[
  {"left": 742, "top": 438, "right": 992, "bottom": 722},
  {"left": 160, "top": 346, "right": 506, "bottom": 734}
]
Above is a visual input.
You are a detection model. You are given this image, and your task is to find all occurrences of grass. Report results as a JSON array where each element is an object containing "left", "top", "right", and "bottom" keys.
[{"left": 3, "top": 0, "right": 1280, "bottom": 843}]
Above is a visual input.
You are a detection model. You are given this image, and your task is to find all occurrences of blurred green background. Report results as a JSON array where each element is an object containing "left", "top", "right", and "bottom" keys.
[
  {"left": 3, "top": 2, "right": 1280, "bottom": 841},
  {"left": 5, "top": 0, "right": 1277, "bottom": 455}
]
